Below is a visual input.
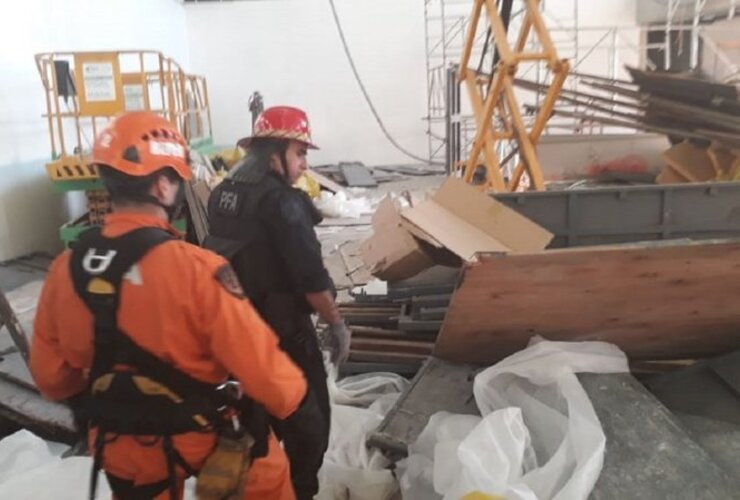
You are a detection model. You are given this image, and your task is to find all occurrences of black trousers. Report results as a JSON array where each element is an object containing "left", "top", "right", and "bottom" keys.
[{"left": 270, "top": 314, "right": 331, "bottom": 500}]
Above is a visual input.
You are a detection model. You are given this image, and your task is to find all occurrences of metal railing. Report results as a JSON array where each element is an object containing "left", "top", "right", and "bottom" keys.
[{"left": 35, "top": 50, "right": 212, "bottom": 166}]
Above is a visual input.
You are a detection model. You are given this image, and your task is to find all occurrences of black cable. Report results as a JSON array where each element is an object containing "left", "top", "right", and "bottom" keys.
[
  {"left": 477, "top": 27, "right": 492, "bottom": 76},
  {"left": 326, "top": 0, "right": 440, "bottom": 165}
]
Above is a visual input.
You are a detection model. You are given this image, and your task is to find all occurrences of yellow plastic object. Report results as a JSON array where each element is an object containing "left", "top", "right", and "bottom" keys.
[
  {"left": 213, "top": 147, "right": 244, "bottom": 170},
  {"left": 196, "top": 433, "right": 254, "bottom": 500},
  {"left": 460, "top": 492, "right": 505, "bottom": 500},
  {"left": 87, "top": 277, "right": 115, "bottom": 295},
  {"left": 295, "top": 171, "right": 321, "bottom": 199},
  {"left": 45, "top": 156, "right": 98, "bottom": 181}
]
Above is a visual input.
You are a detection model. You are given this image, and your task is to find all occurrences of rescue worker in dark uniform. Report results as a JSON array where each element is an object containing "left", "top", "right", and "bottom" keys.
[{"left": 205, "top": 106, "right": 351, "bottom": 499}]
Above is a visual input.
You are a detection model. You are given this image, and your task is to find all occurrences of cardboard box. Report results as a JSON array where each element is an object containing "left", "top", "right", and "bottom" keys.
[
  {"left": 360, "top": 197, "right": 434, "bottom": 282},
  {"left": 361, "top": 178, "right": 554, "bottom": 281}
]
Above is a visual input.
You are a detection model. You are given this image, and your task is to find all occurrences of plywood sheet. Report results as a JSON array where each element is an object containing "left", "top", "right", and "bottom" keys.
[
  {"left": 434, "top": 240, "right": 740, "bottom": 363},
  {"left": 656, "top": 165, "right": 690, "bottom": 184},
  {"left": 662, "top": 141, "right": 716, "bottom": 182}
]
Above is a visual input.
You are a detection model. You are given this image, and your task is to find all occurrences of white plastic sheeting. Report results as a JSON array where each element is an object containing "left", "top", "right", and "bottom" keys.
[
  {"left": 399, "top": 339, "right": 629, "bottom": 500},
  {"left": 316, "top": 364, "right": 409, "bottom": 499},
  {"left": 0, "top": 430, "right": 110, "bottom": 500},
  {"left": 315, "top": 190, "right": 373, "bottom": 219}
]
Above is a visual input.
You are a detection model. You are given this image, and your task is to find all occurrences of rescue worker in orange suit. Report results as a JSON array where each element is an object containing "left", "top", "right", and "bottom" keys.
[
  {"left": 29, "top": 111, "right": 327, "bottom": 500},
  {"left": 205, "top": 106, "right": 351, "bottom": 499}
]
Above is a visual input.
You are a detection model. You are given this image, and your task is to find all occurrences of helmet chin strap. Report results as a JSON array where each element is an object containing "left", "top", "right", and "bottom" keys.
[
  {"left": 166, "top": 181, "right": 187, "bottom": 221},
  {"left": 279, "top": 150, "right": 290, "bottom": 182}
]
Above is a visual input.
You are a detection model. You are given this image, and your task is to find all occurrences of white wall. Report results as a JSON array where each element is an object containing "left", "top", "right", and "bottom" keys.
[
  {"left": 546, "top": 0, "right": 640, "bottom": 80},
  {"left": 185, "top": 1, "right": 644, "bottom": 167},
  {"left": 0, "top": 0, "right": 189, "bottom": 261},
  {"left": 185, "top": 0, "right": 429, "bottom": 167}
]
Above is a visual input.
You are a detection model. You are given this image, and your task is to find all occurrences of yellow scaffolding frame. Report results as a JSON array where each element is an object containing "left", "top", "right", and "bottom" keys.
[
  {"left": 35, "top": 50, "right": 213, "bottom": 181},
  {"left": 458, "top": 0, "right": 569, "bottom": 192}
]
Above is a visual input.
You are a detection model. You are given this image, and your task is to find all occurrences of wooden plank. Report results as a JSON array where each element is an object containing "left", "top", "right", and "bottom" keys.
[
  {"left": 350, "top": 337, "right": 434, "bottom": 356},
  {"left": 318, "top": 216, "right": 372, "bottom": 227},
  {"left": 307, "top": 169, "right": 345, "bottom": 193},
  {"left": 434, "top": 239, "right": 740, "bottom": 364},
  {"left": 350, "top": 326, "right": 435, "bottom": 342},
  {"left": 348, "top": 350, "right": 428, "bottom": 366}
]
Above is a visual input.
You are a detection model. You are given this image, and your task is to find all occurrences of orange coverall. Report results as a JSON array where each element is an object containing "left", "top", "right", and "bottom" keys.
[{"left": 30, "top": 212, "right": 306, "bottom": 499}]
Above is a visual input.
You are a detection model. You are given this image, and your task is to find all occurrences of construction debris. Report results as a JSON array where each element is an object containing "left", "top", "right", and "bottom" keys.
[
  {"left": 521, "top": 67, "right": 740, "bottom": 185},
  {"left": 310, "top": 163, "right": 444, "bottom": 190},
  {"left": 307, "top": 169, "right": 347, "bottom": 194},
  {"left": 339, "top": 162, "right": 378, "bottom": 188},
  {"left": 375, "top": 350, "right": 740, "bottom": 499},
  {"left": 525, "top": 68, "right": 740, "bottom": 149},
  {"left": 434, "top": 238, "right": 740, "bottom": 364},
  {"left": 361, "top": 178, "right": 552, "bottom": 281},
  {"left": 337, "top": 271, "right": 457, "bottom": 373},
  {"left": 367, "top": 356, "right": 477, "bottom": 458}
]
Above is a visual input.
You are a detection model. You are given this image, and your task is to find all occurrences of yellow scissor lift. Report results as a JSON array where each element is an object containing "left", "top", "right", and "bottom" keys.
[{"left": 35, "top": 50, "right": 216, "bottom": 245}]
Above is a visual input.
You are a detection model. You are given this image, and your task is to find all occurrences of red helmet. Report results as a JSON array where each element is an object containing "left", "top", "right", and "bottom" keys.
[
  {"left": 238, "top": 106, "right": 319, "bottom": 150},
  {"left": 92, "top": 111, "right": 192, "bottom": 181}
]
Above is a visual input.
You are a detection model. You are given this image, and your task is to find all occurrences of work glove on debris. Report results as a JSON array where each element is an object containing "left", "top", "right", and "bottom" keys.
[{"left": 326, "top": 320, "right": 352, "bottom": 366}]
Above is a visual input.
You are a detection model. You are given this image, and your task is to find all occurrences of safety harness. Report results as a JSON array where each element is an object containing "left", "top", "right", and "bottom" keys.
[{"left": 69, "top": 227, "right": 225, "bottom": 500}]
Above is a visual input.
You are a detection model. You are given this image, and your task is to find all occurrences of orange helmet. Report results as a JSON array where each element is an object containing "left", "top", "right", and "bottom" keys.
[
  {"left": 92, "top": 111, "right": 192, "bottom": 181},
  {"left": 237, "top": 106, "right": 319, "bottom": 150}
]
